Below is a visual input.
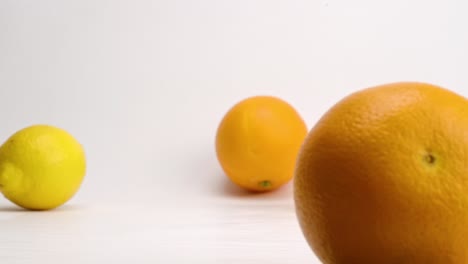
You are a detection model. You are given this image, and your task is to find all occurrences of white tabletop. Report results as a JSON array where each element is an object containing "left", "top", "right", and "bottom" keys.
[{"left": 0, "top": 184, "right": 318, "bottom": 263}]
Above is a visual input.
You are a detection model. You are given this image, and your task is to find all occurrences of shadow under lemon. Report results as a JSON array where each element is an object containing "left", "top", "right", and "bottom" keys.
[{"left": 0, "top": 203, "right": 84, "bottom": 212}]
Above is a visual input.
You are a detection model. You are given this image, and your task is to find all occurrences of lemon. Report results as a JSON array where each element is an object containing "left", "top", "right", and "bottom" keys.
[{"left": 0, "top": 125, "right": 86, "bottom": 210}]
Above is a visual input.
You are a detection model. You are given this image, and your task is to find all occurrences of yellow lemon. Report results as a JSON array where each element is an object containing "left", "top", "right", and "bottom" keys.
[{"left": 0, "top": 125, "right": 86, "bottom": 210}]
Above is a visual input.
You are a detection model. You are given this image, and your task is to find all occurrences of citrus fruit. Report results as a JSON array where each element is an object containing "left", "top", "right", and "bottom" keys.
[
  {"left": 294, "top": 82, "right": 468, "bottom": 263},
  {"left": 216, "top": 95, "right": 307, "bottom": 192},
  {"left": 0, "top": 125, "right": 86, "bottom": 210}
]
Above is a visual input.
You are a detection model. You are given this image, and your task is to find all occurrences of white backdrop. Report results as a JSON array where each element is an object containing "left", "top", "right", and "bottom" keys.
[{"left": 0, "top": 0, "right": 467, "bottom": 263}]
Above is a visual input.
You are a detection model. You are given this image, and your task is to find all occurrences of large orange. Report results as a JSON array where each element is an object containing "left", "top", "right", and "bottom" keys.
[
  {"left": 216, "top": 96, "right": 307, "bottom": 192},
  {"left": 294, "top": 82, "right": 468, "bottom": 263}
]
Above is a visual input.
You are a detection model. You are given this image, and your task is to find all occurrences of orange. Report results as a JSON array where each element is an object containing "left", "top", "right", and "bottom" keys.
[
  {"left": 216, "top": 96, "right": 307, "bottom": 192},
  {"left": 294, "top": 82, "right": 468, "bottom": 263}
]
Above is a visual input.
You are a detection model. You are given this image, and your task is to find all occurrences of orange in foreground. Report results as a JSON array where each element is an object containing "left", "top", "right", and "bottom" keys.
[
  {"left": 216, "top": 96, "right": 307, "bottom": 192},
  {"left": 294, "top": 82, "right": 468, "bottom": 263}
]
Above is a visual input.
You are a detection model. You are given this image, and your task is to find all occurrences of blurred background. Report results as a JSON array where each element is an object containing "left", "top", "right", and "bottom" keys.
[
  {"left": 0, "top": 0, "right": 467, "bottom": 262},
  {"left": 2, "top": 0, "right": 467, "bottom": 205}
]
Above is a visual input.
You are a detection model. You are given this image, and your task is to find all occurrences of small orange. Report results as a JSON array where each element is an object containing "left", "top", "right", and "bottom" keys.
[
  {"left": 216, "top": 96, "right": 307, "bottom": 192},
  {"left": 294, "top": 82, "right": 468, "bottom": 263}
]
